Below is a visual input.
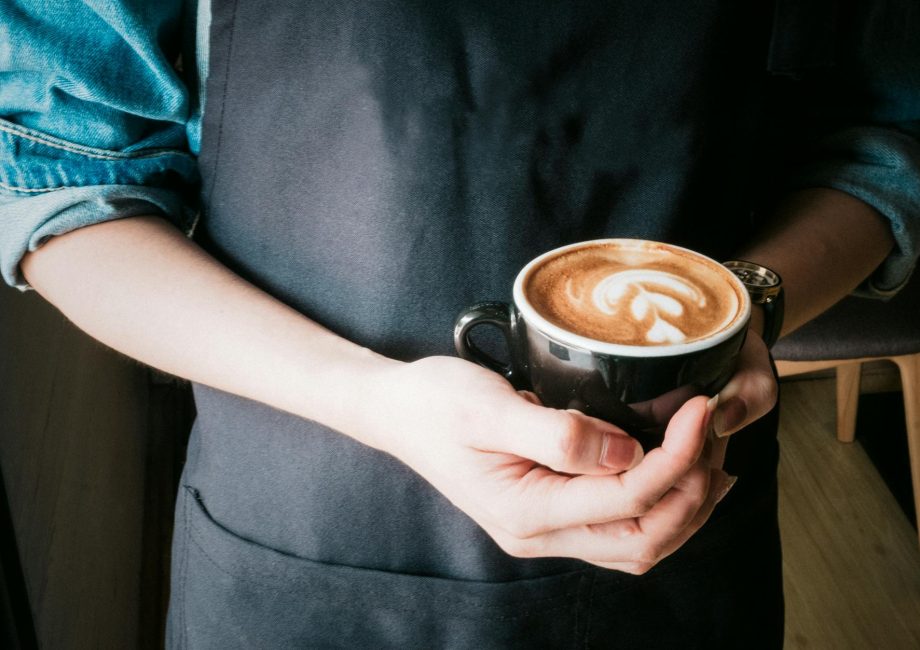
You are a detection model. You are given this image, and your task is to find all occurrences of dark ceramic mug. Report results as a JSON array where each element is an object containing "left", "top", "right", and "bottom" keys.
[{"left": 454, "top": 240, "right": 751, "bottom": 448}]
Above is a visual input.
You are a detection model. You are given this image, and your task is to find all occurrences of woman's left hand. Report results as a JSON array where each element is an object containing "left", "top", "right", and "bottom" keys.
[{"left": 707, "top": 326, "right": 778, "bottom": 469}]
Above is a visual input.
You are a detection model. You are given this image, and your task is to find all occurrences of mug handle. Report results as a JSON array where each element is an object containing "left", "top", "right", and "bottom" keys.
[{"left": 453, "top": 302, "right": 518, "bottom": 382}]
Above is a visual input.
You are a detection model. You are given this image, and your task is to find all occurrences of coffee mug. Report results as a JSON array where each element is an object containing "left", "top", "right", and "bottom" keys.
[{"left": 454, "top": 239, "right": 751, "bottom": 447}]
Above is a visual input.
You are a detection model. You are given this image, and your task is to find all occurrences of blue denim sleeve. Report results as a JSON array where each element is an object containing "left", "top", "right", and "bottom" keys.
[
  {"left": 790, "top": 125, "right": 920, "bottom": 297},
  {"left": 770, "top": 0, "right": 920, "bottom": 297},
  {"left": 0, "top": 0, "right": 200, "bottom": 290}
]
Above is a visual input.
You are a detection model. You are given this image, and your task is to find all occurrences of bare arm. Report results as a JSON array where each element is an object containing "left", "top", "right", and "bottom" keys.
[
  {"left": 741, "top": 187, "right": 895, "bottom": 338},
  {"left": 22, "top": 215, "right": 393, "bottom": 447},
  {"left": 709, "top": 187, "right": 895, "bottom": 441}
]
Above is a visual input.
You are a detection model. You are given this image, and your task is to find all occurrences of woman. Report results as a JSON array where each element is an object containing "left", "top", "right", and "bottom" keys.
[{"left": 2, "top": 1, "right": 918, "bottom": 647}]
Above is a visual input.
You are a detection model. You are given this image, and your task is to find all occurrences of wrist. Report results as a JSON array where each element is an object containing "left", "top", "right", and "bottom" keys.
[
  {"left": 304, "top": 347, "right": 404, "bottom": 448},
  {"left": 724, "top": 260, "right": 784, "bottom": 349},
  {"left": 749, "top": 304, "right": 766, "bottom": 341}
]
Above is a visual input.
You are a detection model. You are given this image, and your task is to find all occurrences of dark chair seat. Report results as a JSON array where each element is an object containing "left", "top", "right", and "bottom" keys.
[{"left": 774, "top": 277, "right": 920, "bottom": 362}]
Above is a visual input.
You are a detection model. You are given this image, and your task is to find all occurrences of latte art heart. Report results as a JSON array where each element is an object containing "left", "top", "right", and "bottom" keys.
[
  {"left": 524, "top": 242, "right": 743, "bottom": 346},
  {"left": 580, "top": 270, "right": 707, "bottom": 343}
]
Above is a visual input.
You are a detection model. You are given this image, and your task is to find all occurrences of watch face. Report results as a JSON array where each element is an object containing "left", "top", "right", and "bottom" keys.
[{"left": 722, "top": 260, "right": 782, "bottom": 303}]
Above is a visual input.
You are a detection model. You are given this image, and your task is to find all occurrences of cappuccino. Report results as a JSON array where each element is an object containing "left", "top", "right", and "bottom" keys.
[
  {"left": 522, "top": 240, "right": 745, "bottom": 346},
  {"left": 456, "top": 238, "right": 751, "bottom": 437}
]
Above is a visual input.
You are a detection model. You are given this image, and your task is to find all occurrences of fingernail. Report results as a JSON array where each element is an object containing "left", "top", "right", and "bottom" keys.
[
  {"left": 706, "top": 394, "right": 720, "bottom": 413},
  {"left": 600, "top": 433, "right": 643, "bottom": 470},
  {"left": 716, "top": 475, "right": 738, "bottom": 504},
  {"left": 713, "top": 396, "right": 747, "bottom": 438},
  {"left": 704, "top": 394, "right": 720, "bottom": 439},
  {"left": 518, "top": 390, "right": 541, "bottom": 405}
]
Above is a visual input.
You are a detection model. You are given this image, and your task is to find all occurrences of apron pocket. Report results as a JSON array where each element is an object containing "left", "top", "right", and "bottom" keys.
[{"left": 175, "top": 487, "right": 587, "bottom": 649}]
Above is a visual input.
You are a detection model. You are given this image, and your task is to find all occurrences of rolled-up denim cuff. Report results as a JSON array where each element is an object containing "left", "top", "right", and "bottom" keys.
[
  {"left": 786, "top": 125, "right": 920, "bottom": 298},
  {"left": 0, "top": 185, "right": 197, "bottom": 291},
  {"left": 0, "top": 118, "right": 197, "bottom": 192}
]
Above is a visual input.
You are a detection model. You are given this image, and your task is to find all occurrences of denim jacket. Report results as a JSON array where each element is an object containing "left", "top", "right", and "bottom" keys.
[
  {"left": 2, "top": 0, "right": 919, "bottom": 293},
  {"left": 0, "top": 0, "right": 207, "bottom": 289}
]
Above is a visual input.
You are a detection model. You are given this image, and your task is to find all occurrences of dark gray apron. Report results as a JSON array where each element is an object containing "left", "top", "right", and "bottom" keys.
[{"left": 168, "top": 1, "right": 786, "bottom": 647}]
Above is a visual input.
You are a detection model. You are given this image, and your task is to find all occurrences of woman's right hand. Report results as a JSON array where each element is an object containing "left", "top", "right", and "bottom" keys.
[{"left": 360, "top": 356, "right": 732, "bottom": 575}]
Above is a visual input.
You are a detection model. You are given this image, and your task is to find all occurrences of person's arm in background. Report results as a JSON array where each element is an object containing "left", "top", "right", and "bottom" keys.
[
  {"left": 742, "top": 189, "right": 898, "bottom": 338},
  {"left": 708, "top": 0, "right": 920, "bottom": 443},
  {"left": 753, "top": 0, "right": 920, "bottom": 318},
  {"left": 709, "top": 188, "right": 897, "bottom": 451}
]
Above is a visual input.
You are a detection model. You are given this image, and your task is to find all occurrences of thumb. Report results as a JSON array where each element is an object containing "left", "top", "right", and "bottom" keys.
[
  {"left": 496, "top": 401, "right": 644, "bottom": 475},
  {"left": 711, "top": 333, "right": 778, "bottom": 438}
]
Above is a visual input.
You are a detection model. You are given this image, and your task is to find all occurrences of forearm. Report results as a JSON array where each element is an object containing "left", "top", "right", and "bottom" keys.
[
  {"left": 738, "top": 188, "right": 896, "bottom": 338},
  {"left": 20, "top": 215, "right": 398, "bottom": 446}
]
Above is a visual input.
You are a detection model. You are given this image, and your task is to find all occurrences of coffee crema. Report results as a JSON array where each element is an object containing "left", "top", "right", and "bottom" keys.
[{"left": 523, "top": 242, "right": 744, "bottom": 346}]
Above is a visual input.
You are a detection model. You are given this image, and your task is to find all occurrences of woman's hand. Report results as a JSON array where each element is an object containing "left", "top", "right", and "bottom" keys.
[
  {"left": 360, "top": 356, "right": 734, "bottom": 575},
  {"left": 707, "top": 324, "right": 779, "bottom": 469}
]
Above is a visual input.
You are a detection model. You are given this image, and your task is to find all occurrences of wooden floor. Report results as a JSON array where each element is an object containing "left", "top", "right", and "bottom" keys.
[{"left": 778, "top": 377, "right": 920, "bottom": 649}]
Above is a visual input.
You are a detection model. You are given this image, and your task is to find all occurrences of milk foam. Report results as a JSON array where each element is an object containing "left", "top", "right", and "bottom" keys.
[
  {"left": 584, "top": 269, "right": 706, "bottom": 343},
  {"left": 523, "top": 242, "right": 743, "bottom": 346}
]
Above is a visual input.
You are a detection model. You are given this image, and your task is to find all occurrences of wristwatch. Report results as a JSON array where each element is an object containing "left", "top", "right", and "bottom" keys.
[{"left": 723, "top": 260, "right": 784, "bottom": 349}]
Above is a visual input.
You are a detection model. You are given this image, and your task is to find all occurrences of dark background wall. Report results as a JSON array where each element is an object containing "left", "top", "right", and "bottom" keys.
[{"left": 0, "top": 283, "right": 192, "bottom": 649}]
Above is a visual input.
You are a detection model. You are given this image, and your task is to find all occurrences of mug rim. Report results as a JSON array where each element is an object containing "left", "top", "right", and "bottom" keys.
[{"left": 512, "top": 238, "right": 752, "bottom": 358}]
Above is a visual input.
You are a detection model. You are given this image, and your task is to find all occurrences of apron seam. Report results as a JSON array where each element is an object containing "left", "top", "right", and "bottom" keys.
[
  {"left": 181, "top": 490, "right": 191, "bottom": 649},
  {"left": 203, "top": 0, "right": 240, "bottom": 212},
  {"left": 187, "top": 530, "right": 577, "bottom": 621}
]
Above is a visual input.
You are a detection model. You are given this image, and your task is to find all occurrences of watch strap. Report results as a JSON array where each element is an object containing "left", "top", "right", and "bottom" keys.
[{"left": 759, "top": 287, "right": 784, "bottom": 349}]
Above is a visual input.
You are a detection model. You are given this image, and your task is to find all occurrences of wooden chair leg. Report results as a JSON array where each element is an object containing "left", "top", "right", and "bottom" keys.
[
  {"left": 836, "top": 362, "right": 861, "bottom": 443},
  {"left": 893, "top": 353, "right": 920, "bottom": 549}
]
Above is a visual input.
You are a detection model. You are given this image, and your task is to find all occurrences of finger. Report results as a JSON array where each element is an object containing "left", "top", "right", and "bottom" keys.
[
  {"left": 640, "top": 469, "right": 736, "bottom": 565},
  {"left": 492, "top": 459, "right": 712, "bottom": 563},
  {"left": 616, "top": 394, "right": 712, "bottom": 497},
  {"left": 712, "top": 332, "right": 777, "bottom": 438},
  {"left": 627, "top": 459, "right": 715, "bottom": 543},
  {"left": 591, "top": 561, "right": 656, "bottom": 575},
  {"left": 700, "top": 419, "right": 728, "bottom": 469},
  {"left": 708, "top": 434, "right": 728, "bottom": 469},
  {"left": 590, "top": 468, "right": 735, "bottom": 575},
  {"left": 517, "top": 390, "right": 542, "bottom": 405},
  {"left": 489, "top": 514, "right": 641, "bottom": 561},
  {"left": 485, "top": 402, "right": 644, "bottom": 476},
  {"left": 627, "top": 383, "right": 698, "bottom": 427},
  {"left": 495, "top": 395, "right": 712, "bottom": 536}
]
